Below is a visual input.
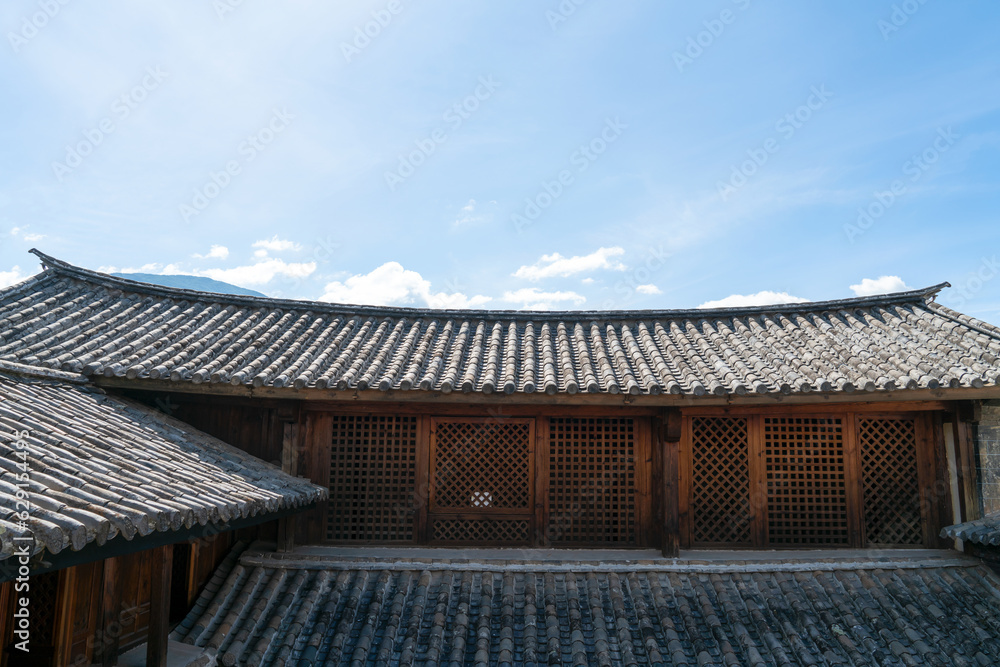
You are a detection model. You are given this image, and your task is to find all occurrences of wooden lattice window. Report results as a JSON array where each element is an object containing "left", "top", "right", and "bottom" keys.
[
  {"left": 859, "top": 417, "right": 923, "bottom": 545},
  {"left": 548, "top": 418, "right": 636, "bottom": 544},
  {"left": 429, "top": 418, "right": 534, "bottom": 544},
  {"left": 690, "top": 416, "right": 751, "bottom": 545},
  {"left": 765, "top": 416, "right": 848, "bottom": 545},
  {"left": 432, "top": 519, "right": 531, "bottom": 544},
  {"left": 432, "top": 420, "right": 532, "bottom": 510},
  {"left": 327, "top": 414, "right": 418, "bottom": 542}
]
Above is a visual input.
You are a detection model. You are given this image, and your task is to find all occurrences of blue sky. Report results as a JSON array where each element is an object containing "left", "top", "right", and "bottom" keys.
[{"left": 1, "top": 2, "right": 999, "bottom": 320}]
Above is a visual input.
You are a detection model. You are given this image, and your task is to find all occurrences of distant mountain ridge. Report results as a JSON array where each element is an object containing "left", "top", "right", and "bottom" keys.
[{"left": 111, "top": 272, "right": 266, "bottom": 297}]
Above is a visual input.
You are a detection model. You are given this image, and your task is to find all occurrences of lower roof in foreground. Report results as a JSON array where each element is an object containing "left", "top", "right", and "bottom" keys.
[
  {"left": 171, "top": 545, "right": 1000, "bottom": 667},
  {"left": 0, "top": 361, "right": 326, "bottom": 562}
]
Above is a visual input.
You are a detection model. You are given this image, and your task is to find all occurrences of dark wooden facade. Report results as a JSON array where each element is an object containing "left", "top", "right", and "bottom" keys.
[{"left": 144, "top": 392, "right": 967, "bottom": 554}]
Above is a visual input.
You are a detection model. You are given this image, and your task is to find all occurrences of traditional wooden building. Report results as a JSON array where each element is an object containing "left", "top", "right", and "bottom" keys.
[{"left": 2, "top": 250, "right": 1000, "bottom": 665}]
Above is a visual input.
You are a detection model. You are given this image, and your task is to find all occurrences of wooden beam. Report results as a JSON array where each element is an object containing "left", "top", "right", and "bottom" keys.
[
  {"left": 93, "top": 376, "right": 1000, "bottom": 407},
  {"left": 101, "top": 557, "right": 121, "bottom": 667},
  {"left": 147, "top": 545, "right": 173, "bottom": 667}
]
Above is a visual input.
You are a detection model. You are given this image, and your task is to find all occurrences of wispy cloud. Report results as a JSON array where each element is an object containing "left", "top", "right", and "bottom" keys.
[
  {"left": 513, "top": 247, "right": 626, "bottom": 281},
  {"left": 253, "top": 236, "right": 302, "bottom": 253},
  {"left": 698, "top": 290, "right": 809, "bottom": 309},
  {"left": 193, "top": 244, "right": 229, "bottom": 260},
  {"left": 319, "top": 262, "right": 490, "bottom": 308},
  {"left": 849, "top": 276, "right": 911, "bottom": 296},
  {"left": 501, "top": 287, "right": 586, "bottom": 310},
  {"left": 8, "top": 226, "right": 45, "bottom": 243}
]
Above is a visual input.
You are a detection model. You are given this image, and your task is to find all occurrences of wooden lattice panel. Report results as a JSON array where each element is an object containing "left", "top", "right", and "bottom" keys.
[
  {"left": 548, "top": 418, "right": 636, "bottom": 544},
  {"left": 859, "top": 417, "right": 923, "bottom": 545},
  {"left": 327, "top": 414, "right": 418, "bottom": 542},
  {"left": 432, "top": 420, "right": 531, "bottom": 509},
  {"left": 432, "top": 519, "right": 531, "bottom": 544},
  {"left": 765, "top": 417, "right": 848, "bottom": 545},
  {"left": 690, "top": 416, "right": 751, "bottom": 545}
]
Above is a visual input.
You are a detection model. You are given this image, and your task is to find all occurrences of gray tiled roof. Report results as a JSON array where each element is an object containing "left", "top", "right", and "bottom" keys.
[
  {"left": 171, "top": 548, "right": 1000, "bottom": 666},
  {"left": 3, "top": 250, "right": 1000, "bottom": 397},
  {"left": 0, "top": 361, "right": 327, "bottom": 560},
  {"left": 942, "top": 512, "right": 1000, "bottom": 546}
]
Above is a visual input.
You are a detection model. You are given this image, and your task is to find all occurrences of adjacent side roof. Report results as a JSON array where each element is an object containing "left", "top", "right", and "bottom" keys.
[
  {"left": 2, "top": 250, "right": 1000, "bottom": 398},
  {"left": 0, "top": 361, "right": 326, "bottom": 561},
  {"left": 170, "top": 548, "right": 1000, "bottom": 666},
  {"left": 942, "top": 512, "right": 1000, "bottom": 546}
]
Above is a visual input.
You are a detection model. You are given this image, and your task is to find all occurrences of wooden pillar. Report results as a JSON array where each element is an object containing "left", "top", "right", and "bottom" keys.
[
  {"left": 53, "top": 567, "right": 77, "bottom": 667},
  {"left": 147, "top": 545, "right": 173, "bottom": 667},
  {"left": 953, "top": 418, "right": 981, "bottom": 522},
  {"left": 277, "top": 421, "right": 298, "bottom": 552},
  {"left": 101, "top": 557, "right": 121, "bottom": 667},
  {"left": 658, "top": 409, "right": 682, "bottom": 558}
]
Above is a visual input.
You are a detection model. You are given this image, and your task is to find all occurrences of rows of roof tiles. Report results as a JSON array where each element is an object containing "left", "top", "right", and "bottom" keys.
[
  {"left": 942, "top": 512, "right": 1000, "bottom": 547},
  {"left": 2, "top": 255, "right": 1000, "bottom": 397},
  {"left": 0, "top": 364, "right": 326, "bottom": 560},
  {"left": 171, "top": 549, "right": 1000, "bottom": 666}
]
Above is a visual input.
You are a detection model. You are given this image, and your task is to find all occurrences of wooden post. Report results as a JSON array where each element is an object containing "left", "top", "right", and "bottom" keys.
[
  {"left": 277, "top": 421, "right": 298, "bottom": 552},
  {"left": 147, "top": 545, "right": 173, "bottom": 667},
  {"left": 659, "top": 409, "right": 682, "bottom": 558},
  {"left": 53, "top": 567, "right": 77, "bottom": 667},
  {"left": 101, "top": 557, "right": 121, "bottom": 667},
  {"left": 953, "top": 418, "right": 981, "bottom": 522}
]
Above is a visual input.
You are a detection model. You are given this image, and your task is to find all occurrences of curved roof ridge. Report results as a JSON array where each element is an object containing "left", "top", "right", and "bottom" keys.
[{"left": 29, "top": 248, "right": 951, "bottom": 321}]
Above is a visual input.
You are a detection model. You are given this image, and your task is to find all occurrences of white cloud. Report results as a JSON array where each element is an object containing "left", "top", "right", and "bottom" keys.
[
  {"left": 514, "top": 247, "right": 626, "bottom": 281},
  {"left": 252, "top": 235, "right": 302, "bottom": 253},
  {"left": 849, "top": 276, "right": 911, "bottom": 297},
  {"left": 193, "top": 245, "right": 229, "bottom": 260},
  {"left": 0, "top": 266, "right": 28, "bottom": 289},
  {"left": 698, "top": 290, "right": 809, "bottom": 309},
  {"left": 254, "top": 249, "right": 268, "bottom": 258},
  {"left": 8, "top": 226, "right": 44, "bottom": 242},
  {"left": 636, "top": 284, "right": 662, "bottom": 295},
  {"left": 99, "top": 262, "right": 183, "bottom": 274},
  {"left": 194, "top": 259, "right": 315, "bottom": 286},
  {"left": 452, "top": 199, "right": 498, "bottom": 227},
  {"left": 501, "top": 287, "right": 586, "bottom": 310},
  {"left": 319, "top": 262, "right": 490, "bottom": 308},
  {"left": 581, "top": 277, "right": 595, "bottom": 285}
]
